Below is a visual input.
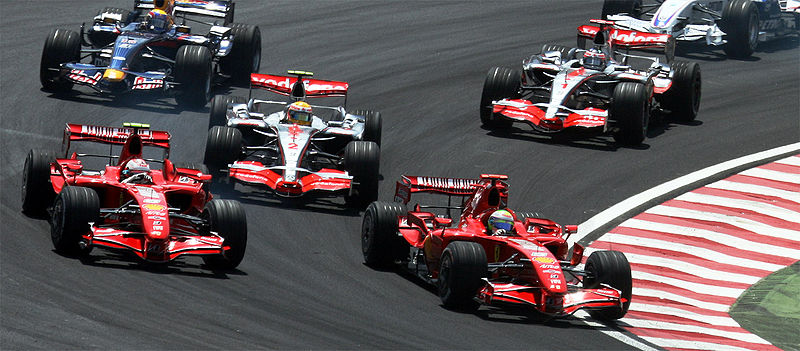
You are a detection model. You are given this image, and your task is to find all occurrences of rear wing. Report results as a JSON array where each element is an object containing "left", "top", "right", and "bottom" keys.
[
  {"left": 64, "top": 123, "right": 171, "bottom": 150},
  {"left": 394, "top": 175, "right": 507, "bottom": 204},
  {"left": 134, "top": 0, "right": 234, "bottom": 24},
  {"left": 578, "top": 19, "right": 675, "bottom": 60},
  {"left": 250, "top": 73, "right": 349, "bottom": 99}
]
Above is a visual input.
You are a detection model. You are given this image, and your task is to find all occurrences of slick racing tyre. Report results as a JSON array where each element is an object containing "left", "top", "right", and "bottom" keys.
[
  {"left": 40, "top": 29, "right": 81, "bottom": 93},
  {"left": 611, "top": 82, "right": 650, "bottom": 146},
  {"left": 439, "top": 241, "right": 487, "bottom": 311},
  {"left": 209, "top": 95, "right": 247, "bottom": 129},
  {"left": 362, "top": 201, "right": 407, "bottom": 268},
  {"left": 344, "top": 141, "right": 380, "bottom": 208},
  {"left": 721, "top": 0, "right": 759, "bottom": 58},
  {"left": 601, "top": 0, "right": 642, "bottom": 19},
  {"left": 220, "top": 23, "right": 262, "bottom": 84},
  {"left": 660, "top": 61, "right": 701, "bottom": 122},
  {"left": 22, "top": 149, "right": 58, "bottom": 215},
  {"left": 583, "top": 250, "right": 633, "bottom": 320},
  {"left": 204, "top": 126, "right": 243, "bottom": 172},
  {"left": 51, "top": 186, "right": 99, "bottom": 256},
  {"left": 175, "top": 45, "right": 212, "bottom": 109},
  {"left": 202, "top": 199, "right": 248, "bottom": 269},
  {"left": 352, "top": 109, "right": 383, "bottom": 147},
  {"left": 480, "top": 67, "right": 520, "bottom": 128},
  {"left": 88, "top": 7, "right": 134, "bottom": 47}
]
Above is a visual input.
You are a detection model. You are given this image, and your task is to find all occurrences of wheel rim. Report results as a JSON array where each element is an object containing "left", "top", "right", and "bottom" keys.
[
  {"left": 439, "top": 254, "right": 452, "bottom": 297},
  {"left": 747, "top": 12, "right": 758, "bottom": 49},
  {"left": 361, "top": 212, "right": 374, "bottom": 257}
]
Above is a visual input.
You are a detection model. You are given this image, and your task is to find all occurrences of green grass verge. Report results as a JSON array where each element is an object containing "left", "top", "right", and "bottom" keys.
[{"left": 729, "top": 261, "right": 800, "bottom": 351}]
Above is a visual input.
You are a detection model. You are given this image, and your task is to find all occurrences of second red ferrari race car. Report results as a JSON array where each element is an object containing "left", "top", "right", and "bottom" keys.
[
  {"left": 361, "top": 174, "right": 632, "bottom": 319},
  {"left": 22, "top": 123, "right": 247, "bottom": 269}
]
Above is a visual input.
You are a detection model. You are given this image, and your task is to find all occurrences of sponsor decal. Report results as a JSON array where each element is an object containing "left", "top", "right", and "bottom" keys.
[
  {"left": 550, "top": 274, "right": 560, "bottom": 278},
  {"left": 549, "top": 284, "right": 562, "bottom": 289},
  {"left": 147, "top": 215, "right": 166, "bottom": 220},
  {"left": 136, "top": 186, "right": 159, "bottom": 198},
  {"left": 540, "top": 264, "right": 559, "bottom": 269},
  {"left": 151, "top": 231, "right": 161, "bottom": 236},
  {"left": 494, "top": 245, "right": 501, "bottom": 262},
  {"left": 143, "top": 198, "right": 161, "bottom": 204},
  {"left": 68, "top": 70, "right": 103, "bottom": 85},
  {"left": 550, "top": 279, "right": 562, "bottom": 284},
  {"left": 534, "top": 257, "right": 556, "bottom": 264},
  {"left": 145, "top": 210, "right": 163, "bottom": 215},
  {"left": 152, "top": 225, "right": 164, "bottom": 231},
  {"left": 251, "top": 76, "right": 347, "bottom": 93},
  {"left": 153, "top": 221, "right": 162, "bottom": 225},
  {"left": 143, "top": 204, "right": 165, "bottom": 211},
  {"left": 132, "top": 76, "right": 164, "bottom": 90}
]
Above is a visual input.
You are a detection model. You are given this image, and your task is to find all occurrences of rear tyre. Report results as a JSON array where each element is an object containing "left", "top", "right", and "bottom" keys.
[
  {"left": 480, "top": 67, "right": 520, "bottom": 128},
  {"left": 202, "top": 199, "right": 248, "bottom": 269},
  {"left": 343, "top": 141, "right": 380, "bottom": 208},
  {"left": 352, "top": 109, "right": 382, "bottom": 147},
  {"left": 174, "top": 45, "right": 212, "bottom": 109},
  {"left": 439, "top": 241, "right": 487, "bottom": 311},
  {"left": 204, "top": 126, "right": 243, "bottom": 172},
  {"left": 362, "top": 201, "right": 407, "bottom": 267},
  {"left": 601, "top": 0, "right": 642, "bottom": 19},
  {"left": 209, "top": 95, "right": 247, "bottom": 129},
  {"left": 220, "top": 23, "right": 262, "bottom": 84},
  {"left": 50, "top": 186, "right": 99, "bottom": 256},
  {"left": 660, "top": 61, "right": 701, "bottom": 122},
  {"left": 22, "top": 149, "right": 58, "bottom": 215},
  {"left": 88, "top": 7, "right": 133, "bottom": 47},
  {"left": 583, "top": 250, "right": 632, "bottom": 320},
  {"left": 611, "top": 82, "right": 650, "bottom": 145},
  {"left": 40, "top": 29, "right": 81, "bottom": 92},
  {"left": 721, "top": 0, "right": 759, "bottom": 58}
]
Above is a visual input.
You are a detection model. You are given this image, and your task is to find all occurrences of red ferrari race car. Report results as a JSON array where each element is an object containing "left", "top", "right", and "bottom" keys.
[
  {"left": 361, "top": 174, "right": 632, "bottom": 319},
  {"left": 481, "top": 21, "right": 701, "bottom": 145},
  {"left": 21, "top": 123, "right": 247, "bottom": 269}
]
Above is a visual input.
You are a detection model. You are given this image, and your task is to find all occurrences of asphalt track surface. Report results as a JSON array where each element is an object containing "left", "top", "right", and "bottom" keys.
[{"left": 1, "top": 1, "right": 797, "bottom": 349}]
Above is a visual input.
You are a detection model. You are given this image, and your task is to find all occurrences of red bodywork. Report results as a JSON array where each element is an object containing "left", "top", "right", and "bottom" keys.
[
  {"left": 250, "top": 73, "right": 348, "bottom": 98},
  {"left": 51, "top": 124, "right": 227, "bottom": 263},
  {"left": 578, "top": 19, "right": 674, "bottom": 52},
  {"left": 394, "top": 174, "right": 626, "bottom": 316}
]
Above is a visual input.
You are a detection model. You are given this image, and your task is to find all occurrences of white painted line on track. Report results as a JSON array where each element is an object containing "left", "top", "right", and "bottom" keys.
[
  {"left": 638, "top": 336, "right": 765, "bottom": 351},
  {"left": 620, "top": 318, "right": 771, "bottom": 344},
  {"left": 647, "top": 205, "right": 800, "bottom": 242},
  {"left": 776, "top": 155, "right": 800, "bottom": 167},
  {"left": 627, "top": 303, "right": 741, "bottom": 327},
  {"left": 675, "top": 192, "right": 800, "bottom": 221},
  {"left": 573, "top": 311, "right": 662, "bottom": 351},
  {"left": 706, "top": 180, "right": 800, "bottom": 204},
  {"left": 619, "top": 218, "right": 800, "bottom": 259},
  {"left": 583, "top": 247, "right": 762, "bottom": 284},
  {"left": 633, "top": 288, "right": 731, "bottom": 312},
  {"left": 740, "top": 168, "right": 800, "bottom": 184},
  {"left": 597, "top": 234, "right": 786, "bottom": 271},
  {"left": 571, "top": 142, "right": 800, "bottom": 246}
]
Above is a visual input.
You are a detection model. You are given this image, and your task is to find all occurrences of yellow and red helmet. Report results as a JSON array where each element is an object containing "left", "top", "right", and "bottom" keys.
[
  {"left": 287, "top": 101, "right": 313, "bottom": 126},
  {"left": 153, "top": 0, "right": 175, "bottom": 14}
]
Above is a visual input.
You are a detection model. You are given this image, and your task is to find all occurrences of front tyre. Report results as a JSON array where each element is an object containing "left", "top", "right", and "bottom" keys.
[
  {"left": 611, "top": 82, "right": 650, "bottom": 146},
  {"left": 583, "top": 250, "right": 632, "bottom": 320},
  {"left": 352, "top": 109, "right": 382, "bottom": 147},
  {"left": 204, "top": 126, "right": 243, "bottom": 172},
  {"left": 362, "top": 201, "right": 407, "bottom": 267},
  {"left": 174, "top": 45, "right": 212, "bottom": 109},
  {"left": 50, "top": 186, "right": 99, "bottom": 256},
  {"left": 660, "top": 61, "right": 701, "bottom": 122},
  {"left": 439, "top": 241, "right": 487, "bottom": 311},
  {"left": 480, "top": 67, "right": 520, "bottom": 129},
  {"left": 40, "top": 29, "right": 81, "bottom": 92},
  {"left": 202, "top": 199, "right": 248, "bottom": 269},
  {"left": 209, "top": 95, "right": 247, "bottom": 129}
]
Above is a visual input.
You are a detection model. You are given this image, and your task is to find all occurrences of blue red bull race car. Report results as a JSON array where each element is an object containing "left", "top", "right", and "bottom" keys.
[{"left": 40, "top": 0, "right": 261, "bottom": 108}]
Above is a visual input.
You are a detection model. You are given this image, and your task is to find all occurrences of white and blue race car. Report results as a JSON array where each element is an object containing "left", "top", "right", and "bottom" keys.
[{"left": 599, "top": 0, "right": 799, "bottom": 58}]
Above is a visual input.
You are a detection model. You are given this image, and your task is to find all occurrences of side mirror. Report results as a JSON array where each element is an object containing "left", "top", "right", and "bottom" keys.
[
  {"left": 570, "top": 243, "right": 584, "bottom": 266},
  {"left": 434, "top": 217, "right": 453, "bottom": 228}
]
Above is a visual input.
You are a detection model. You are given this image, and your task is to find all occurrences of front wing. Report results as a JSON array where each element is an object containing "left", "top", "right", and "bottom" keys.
[
  {"left": 492, "top": 99, "right": 608, "bottom": 132},
  {"left": 478, "top": 281, "right": 626, "bottom": 316},
  {"left": 228, "top": 161, "right": 352, "bottom": 197},
  {"left": 87, "top": 227, "right": 227, "bottom": 263}
]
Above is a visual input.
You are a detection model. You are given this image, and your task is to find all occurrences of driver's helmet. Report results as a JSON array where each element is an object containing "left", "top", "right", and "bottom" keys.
[
  {"left": 582, "top": 48, "right": 607, "bottom": 71},
  {"left": 145, "top": 9, "right": 171, "bottom": 32},
  {"left": 153, "top": 0, "right": 175, "bottom": 13},
  {"left": 121, "top": 158, "right": 151, "bottom": 183},
  {"left": 487, "top": 209, "right": 515, "bottom": 234},
  {"left": 286, "top": 101, "right": 313, "bottom": 126}
]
